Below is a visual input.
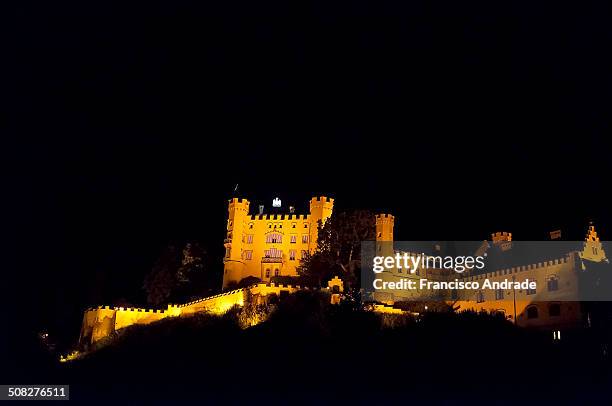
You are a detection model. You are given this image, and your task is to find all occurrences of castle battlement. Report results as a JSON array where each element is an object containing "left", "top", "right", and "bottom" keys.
[
  {"left": 465, "top": 253, "right": 574, "bottom": 281},
  {"left": 310, "top": 196, "right": 334, "bottom": 204},
  {"left": 375, "top": 213, "right": 394, "bottom": 220},
  {"left": 247, "top": 214, "right": 310, "bottom": 221}
]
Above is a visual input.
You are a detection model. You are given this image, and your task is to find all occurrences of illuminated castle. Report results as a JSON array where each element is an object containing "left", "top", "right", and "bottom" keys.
[{"left": 222, "top": 196, "right": 333, "bottom": 288}]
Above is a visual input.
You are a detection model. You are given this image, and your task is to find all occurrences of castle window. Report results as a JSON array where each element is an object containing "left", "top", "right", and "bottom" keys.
[
  {"left": 290, "top": 235, "right": 297, "bottom": 243},
  {"left": 249, "top": 223, "right": 254, "bottom": 229},
  {"left": 292, "top": 223, "right": 296, "bottom": 228},
  {"left": 377, "top": 232, "right": 382, "bottom": 238},
  {"left": 268, "top": 224, "right": 272, "bottom": 229},
  {"left": 274, "top": 269, "right": 280, "bottom": 277},
  {"left": 266, "top": 233, "right": 282, "bottom": 244},
  {"left": 302, "top": 235, "right": 309, "bottom": 244},
  {"left": 301, "top": 250, "right": 308, "bottom": 259},
  {"left": 246, "top": 234, "right": 254, "bottom": 244},
  {"left": 225, "top": 247, "right": 230, "bottom": 258},
  {"left": 290, "top": 250, "right": 296, "bottom": 260},
  {"left": 547, "top": 275, "right": 559, "bottom": 292},
  {"left": 495, "top": 288, "right": 504, "bottom": 300},
  {"left": 264, "top": 248, "right": 282, "bottom": 258},
  {"left": 244, "top": 250, "right": 253, "bottom": 260},
  {"left": 527, "top": 306, "right": 539, "bottom": 319},
  {"left": 526, "top": 280, "right": 536, "bottom": 295},
  {"left": 265, "top": 269, "right": 270, "bottom": 278},
  {"left": 476, "top": 290, "right": 485, "bottom": 303},
  {"left": 549, "top": 303, "right": 561, "bottom": 317},
  {"left": 304, "top": 224, "right": 308, "bottom": 228},
  {"left": 228, "top": 220, "right": 233, "bottom": 227},
  {"left": 397, "top": 267, "right": 402, "bottom": 273}
]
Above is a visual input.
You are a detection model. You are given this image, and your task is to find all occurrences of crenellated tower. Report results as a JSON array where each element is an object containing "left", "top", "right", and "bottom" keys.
[
  {"left": 308, "top": 196, "right": 334, "bottom": 252},
  {"left": 223, "top": 198, "right": 250, "bottom": 288}
]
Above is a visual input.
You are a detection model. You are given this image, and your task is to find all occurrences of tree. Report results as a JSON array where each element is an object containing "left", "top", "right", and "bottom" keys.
[
  {"left": 143, "top": 245, "right": 181, "bottom": 306},
  {"left": 143, "top": 242, "right": 210, "bottom": 306},
  {"left": 298, "top": 210, "right": 375, "bottom": 289}
]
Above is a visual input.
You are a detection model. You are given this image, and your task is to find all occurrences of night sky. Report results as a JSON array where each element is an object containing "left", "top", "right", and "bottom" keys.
[{"left": 4, "top": 0, "right": 611, "bottom": 346}]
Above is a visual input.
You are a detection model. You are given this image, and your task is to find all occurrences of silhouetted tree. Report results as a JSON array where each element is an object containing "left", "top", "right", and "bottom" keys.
[
  {"left": 299, "top": 210, "right": 375, "bottom": 289},
  {"left": 143, "top": 245, "right": 181, "bottom": 306}
]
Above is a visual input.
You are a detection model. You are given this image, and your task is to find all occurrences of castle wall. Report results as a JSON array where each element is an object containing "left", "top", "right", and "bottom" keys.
[{"left": 78, "top": 277, "right": 344, "bottom": 348}]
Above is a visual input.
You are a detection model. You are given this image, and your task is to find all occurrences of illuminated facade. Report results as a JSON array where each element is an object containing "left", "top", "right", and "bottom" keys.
[
  {"left": 222, "top": 196, "right": 333, "bottom": 288},
  {"left": 373, "top": 216, "right": 609, "bottom": 329}
]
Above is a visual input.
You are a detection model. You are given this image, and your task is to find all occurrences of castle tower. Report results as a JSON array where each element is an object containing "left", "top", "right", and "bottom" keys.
[
  {"left": 223, "top": 198, "right": 250, "bottom": 288},
  {"left": 308, "top": 196, "right": 334, "bottom": 252},
  {"left": 580, "top": 223, "right": 607, "bottom": 263},
  {"left": 491, "top": 231, "right": 512, "bottom": 251},
  {"left": 375, "top": 214, "right": 394, "bottom": 242},
  {"left": 375, "top": 214, "right": 395, "bottom": 259}
]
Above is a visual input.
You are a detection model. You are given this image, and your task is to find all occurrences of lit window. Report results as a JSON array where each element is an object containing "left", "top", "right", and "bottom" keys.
[
  {"left": 301, "top": 250, "right": 308, "bottom": 259},
  {"left": 266, "top": 233, "right": 282, "bottom": 244},
  {"left": 495, "top": 288, "right": 504, "bottom": 300},
  {"left": 526, "top": 280, "right": 536, "bottom": 295},
  {"left": 244, "top": 250, "right": 253, "bottom": 260},
  {"left": 289, "top": 250, "right": 296, "bottom": 260},
  {"left": 264, "top": 248, "right": 282, "bottom": 258},
  {"left": 246, "top": 234, "right": 253, "bottom": 244},
  {"left": 302, "top": 235, "right": 309, "bottom": 244},
  {"left": 547, "top": 275, "right": 559, "bottom": 292},
  {"left": 290, "top": 235, "right": 297, "bottom": 243}
]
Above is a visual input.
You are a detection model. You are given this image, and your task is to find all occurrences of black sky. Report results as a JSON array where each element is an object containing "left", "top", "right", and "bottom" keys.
[{"left": 3, "top": 0, "right": 611, "bottom": 341}]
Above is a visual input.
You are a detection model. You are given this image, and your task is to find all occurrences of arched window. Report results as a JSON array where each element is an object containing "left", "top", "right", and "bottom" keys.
[
  {"left": 549, "top": 303, "right": 561, "bottom": 317},
  {"left": 274, "top": 269, "right": 280, "bottom": 276},
  {"left": 266, "top": 232, "right": 282, "bottom": 244},
  {"left": 527, "top": 306, "right": 539, "bottom": 319},
  {"left": 265, "top": 269, "right": 270, "bottom": 278}
]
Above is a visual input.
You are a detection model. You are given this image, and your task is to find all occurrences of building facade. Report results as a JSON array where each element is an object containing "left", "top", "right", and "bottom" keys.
[
  {"left": 373, "top": 215, "right": 609, "bottom": 330},
  {"left": 222, "top": 196, "right": 333, "bottom": 288}
]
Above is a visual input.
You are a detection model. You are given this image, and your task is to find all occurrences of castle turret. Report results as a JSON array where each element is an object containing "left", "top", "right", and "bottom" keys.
[
  {"left": 580, "top": 223, "right": 607, "bottom": 263},
  {"left": 308, "top": 196, "right": 334, "bottom": 252},
  {"left": 375, "top": 214, "right": 394, "bottom": 242},
  {"left": 223, "top": 198, "right": 250, "bottom": 288}
]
